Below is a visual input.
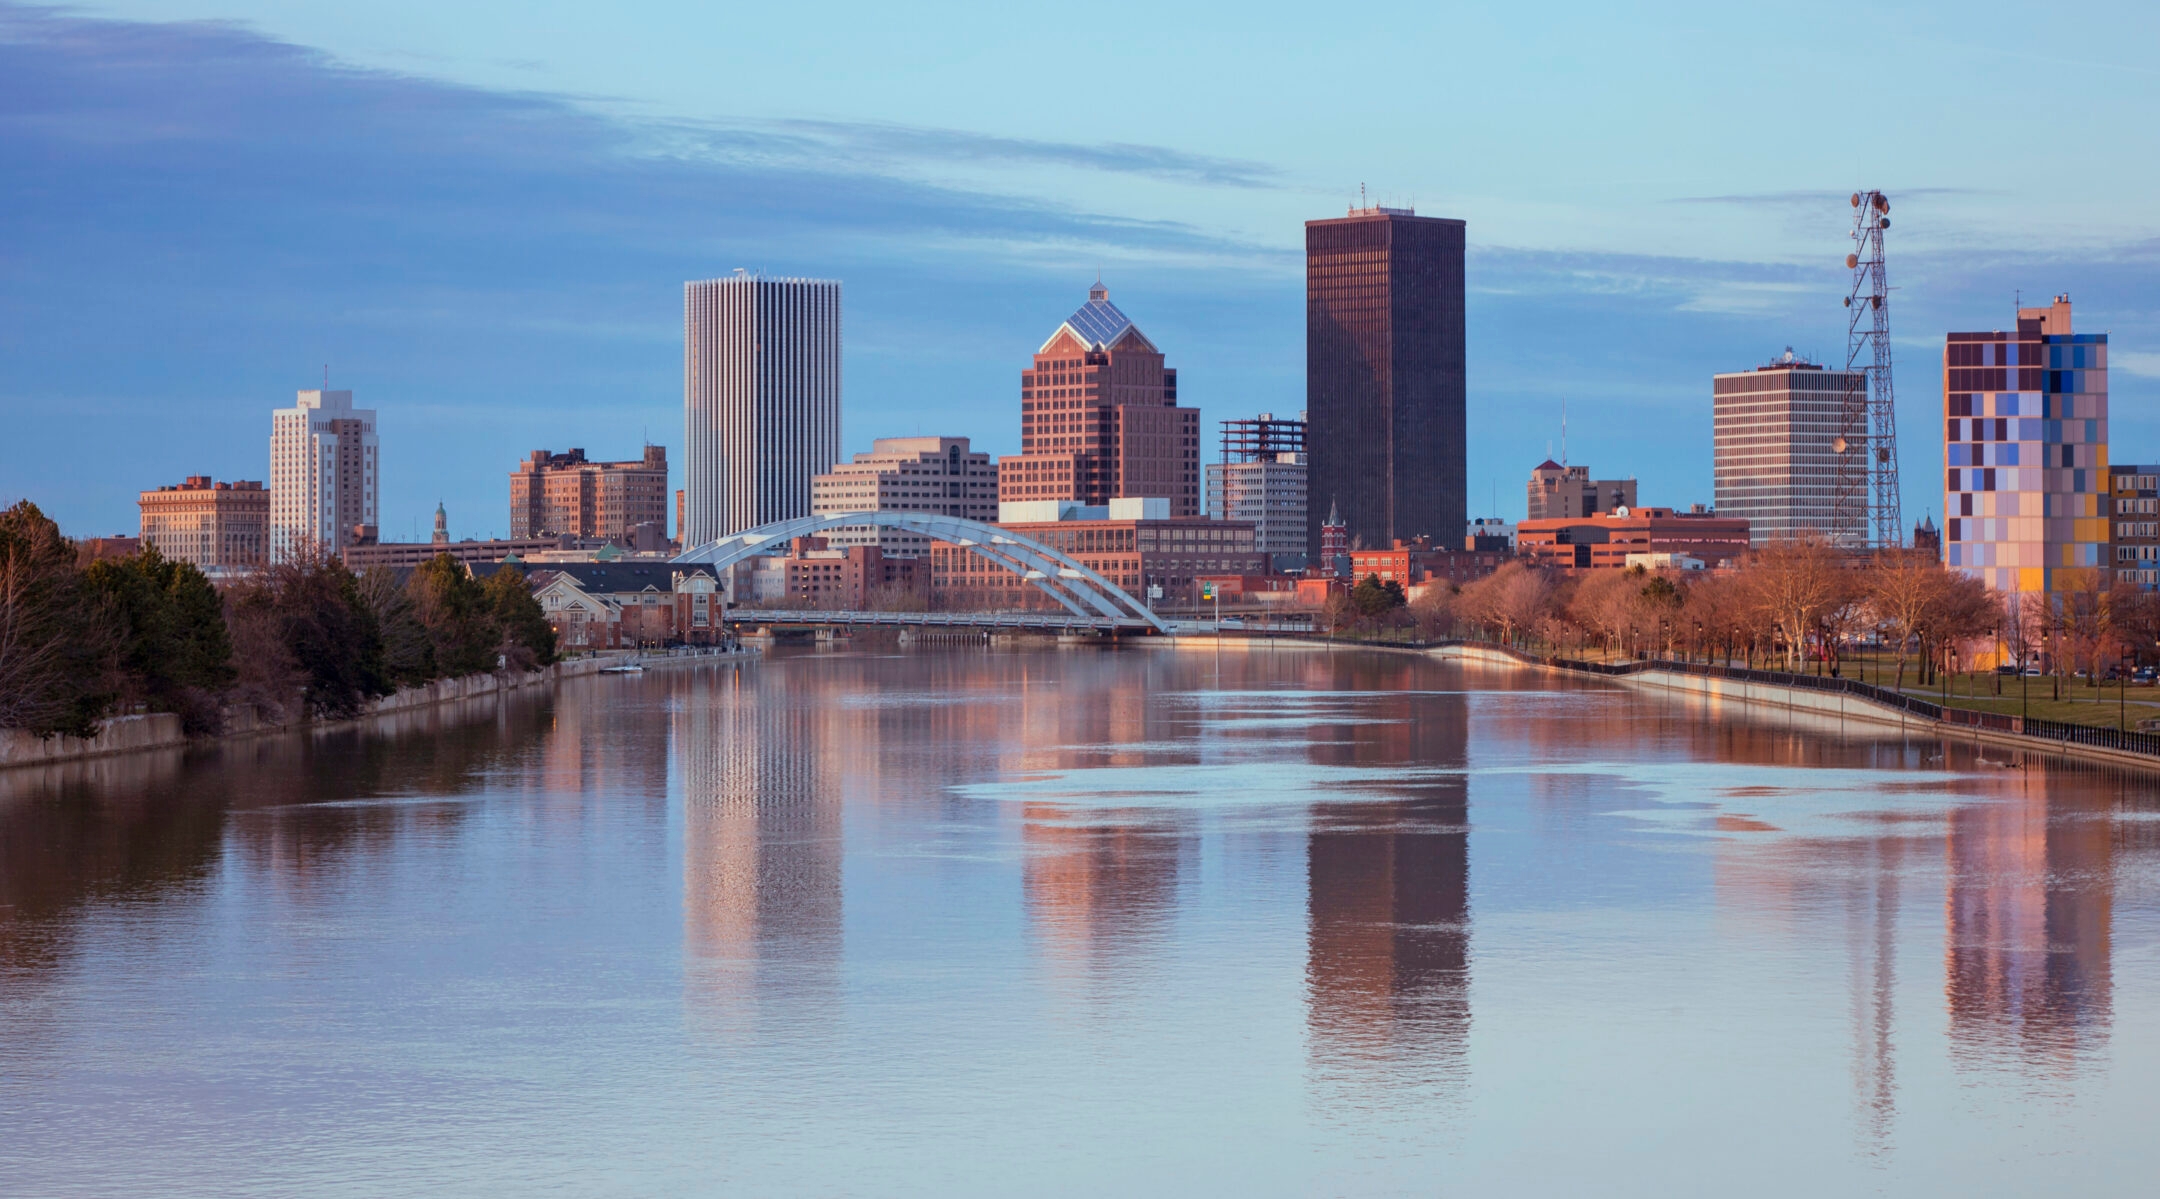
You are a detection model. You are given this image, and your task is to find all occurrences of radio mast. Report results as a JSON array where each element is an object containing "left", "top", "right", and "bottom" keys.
[{"left": 1835, "top": 190, "right": 1902, "bottom": 548}]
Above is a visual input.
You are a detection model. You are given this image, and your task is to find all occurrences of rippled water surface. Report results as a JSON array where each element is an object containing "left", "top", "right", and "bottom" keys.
[{"left": 5, "top": 646, "right": 2158, "bottom": 1195}]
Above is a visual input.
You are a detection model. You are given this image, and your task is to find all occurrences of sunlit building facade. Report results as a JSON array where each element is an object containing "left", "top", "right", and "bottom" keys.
[
  {"left": 683, "top": 275, "right": 842, "bottom": 546},
  {"left": 1711, "top": 351, "right": 1867, "bottom": 545},
  {"left": 1943, "top": 296, "right": 2108, "bottom": 594}
]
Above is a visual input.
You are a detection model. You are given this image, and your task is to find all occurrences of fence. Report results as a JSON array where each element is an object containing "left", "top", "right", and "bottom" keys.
[{"left": 1447, "top": 640, "right": 2160, "bottom": 761}]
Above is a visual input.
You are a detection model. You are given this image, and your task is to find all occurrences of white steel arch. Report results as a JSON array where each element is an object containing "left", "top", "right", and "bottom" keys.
[{"left": 673, "top": 512, "right": 1169, "bottom": 633}]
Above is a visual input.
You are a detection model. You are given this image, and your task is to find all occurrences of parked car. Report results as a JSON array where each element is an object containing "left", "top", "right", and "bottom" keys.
[{"left": 2136, "top": 667, "right": 2158, "bottom": 686}]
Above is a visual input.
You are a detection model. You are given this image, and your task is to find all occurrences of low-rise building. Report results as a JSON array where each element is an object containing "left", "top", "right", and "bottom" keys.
[
  {"left": 343, "top": 535, "right": 570, "bottom": 572},
  {"left": 1516, "top": 506, "right": 1751, "bottom": 571},
  {"left": 138, "top": 476, "right": 270, "bottom": 570},
  {"left": 929, "top": 498, "right": 1262, "bottom": 610},
  {"left": 731, "top": 537, "right": 922, "bottom": 609},
  {"left": 475, "top": 560, "right": 728, "bottom": 647},
  {"left": 1348, "top": 538, "right": 1511, "bottom": 588},
  {"left": 531, "top": 572, "right": 623, "bottom": 650}
]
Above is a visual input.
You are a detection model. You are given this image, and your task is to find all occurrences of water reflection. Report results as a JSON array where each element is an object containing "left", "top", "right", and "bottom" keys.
[
  {"left": 3, "top": 646, "right": 2158, "bottom": 1194},
  {"left": 1945, "top": 777, "right": 2113, "bottom": 1078},
  {"left": 1301, "top": 657, "right": 1472, "bottom": 1098},
  {"left": 679, "top": 666, "right": 843, "bottom": 1030}
]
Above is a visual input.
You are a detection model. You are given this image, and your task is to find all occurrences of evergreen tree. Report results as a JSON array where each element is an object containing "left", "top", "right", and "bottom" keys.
[{"left": 482, "top": 565, "right": 557, "bottom": 669}]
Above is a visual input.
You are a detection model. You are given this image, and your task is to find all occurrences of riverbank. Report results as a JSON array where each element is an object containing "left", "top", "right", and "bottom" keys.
[
  {"left": 0, "top": 657, "right": 612, "bottom": 771},
  {"left": 1164, "top": 632, "right": 2160, "bottom": 776}
]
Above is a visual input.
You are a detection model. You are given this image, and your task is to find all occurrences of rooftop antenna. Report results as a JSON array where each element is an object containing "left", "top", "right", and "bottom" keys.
[
  {"left": 323, "top": 364, "right": 329, "bottom": 387},
  {"left": 1833, "top": 189, "right": 1903, "bottom": 549},
  {"left": 1561, "top": 400, "right": 1568, "bottom": 467}
]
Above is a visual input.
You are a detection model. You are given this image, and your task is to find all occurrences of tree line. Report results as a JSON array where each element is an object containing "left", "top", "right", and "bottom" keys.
[
  {"left": 1325, "top": 537, "right": 2160, "bottom": 694},
  {"left": 0, "top": 501, "right": 556, "bottom": 739}
]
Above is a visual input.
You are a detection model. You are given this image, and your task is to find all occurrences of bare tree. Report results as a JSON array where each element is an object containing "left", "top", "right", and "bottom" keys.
[{"left": 1743, "top": 537, "right": 1842, "bottom": 671}]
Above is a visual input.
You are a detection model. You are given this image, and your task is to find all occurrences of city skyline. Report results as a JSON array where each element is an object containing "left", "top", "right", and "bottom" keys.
[{"left": 6, "top": 3, "right": 2159, "bottom": 546}]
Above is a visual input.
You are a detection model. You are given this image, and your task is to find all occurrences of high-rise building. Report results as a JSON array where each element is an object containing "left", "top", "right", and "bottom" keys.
[
  {"left": 682, "top": 275, "right": 841, "bottom": 547},
  {"left": 2108, "top": 465, "right": 2159, "bottom": 589},
  {"left": 1208, "top": 413, "right": 1308, "bottom": 571},
  {"left": 1525, "top": 461, "right": 1637, "bottom": 522},
  {"left": 138, "top": 476, "right": 269, "bottom": 571},
  {"left": 510, "top": 446, "right": 670, "bottom": 540},
  {"left": 810, "top": 436, "right": 998, "bottom": 557},
  {"left": 1711, "top": 350, "right": 1867, "bottom": 545},
  {"left": 269, "top": 388, "right": 377, "bottom": 561},
  {"left": 1943, "top": 296, "right": 2108, "bottom": 594},
  {"left": 996, "top": 283, "right": 1200, "bottom": 517},
  {"left": 1305, "top": 205, "right": 1465, "bottom": 558}
]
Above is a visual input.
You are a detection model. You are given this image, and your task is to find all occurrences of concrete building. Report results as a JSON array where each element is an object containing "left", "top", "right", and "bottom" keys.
[
  {"left": 930, "top": 498, "right": 1260, "bottom": 610},
  {"left": 683, "top": 274, "right": 841, "bottom": 546},
  {"left": 342, "top": 535, "right": 569, "bottom": 572},
  {"left": 2109, "top": 465, "right": 2160, "bottom": 589},
  {"left": 270, "top": 388, "right": 377, "bottom": 561},
  {"left": 1525, "top": 461, "right": 1637, "bottom": 522},
  {"left": 997, "top": 283, "right": 1201, "bottom": 517},
  {"left": 1712, "top": 350, "right": 1867, "bottom": 545},
  {"left": 1943, "top": 296, "right": 2109, "bottom": 594},
  {"left": 511, "top": 446, "right": 669, "bottom": 541},
  {"left": 138, "top": 476, "right": 269, "bottom": 570},
  {"left": 811, "top": 436, "right": 998, "bottom": 557},
  {"left": 1516, "top": 507, "right": 1751, "bottom": 571},
  {"left": 1306, "top": 205, "right": 1466, "bottom": 559},
  {"left": 1208, "top": 413, "right": 1308, "bottom": 571}
]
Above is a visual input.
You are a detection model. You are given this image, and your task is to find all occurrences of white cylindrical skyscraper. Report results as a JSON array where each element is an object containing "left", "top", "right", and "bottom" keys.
[{"left": 683, "top": 275, "right": 842, "bottom": 547}]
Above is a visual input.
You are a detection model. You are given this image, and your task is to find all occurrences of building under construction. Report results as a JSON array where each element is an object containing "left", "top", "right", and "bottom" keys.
[{"left": 1208, "top": 412, "right": 1308, "bottom": 570}]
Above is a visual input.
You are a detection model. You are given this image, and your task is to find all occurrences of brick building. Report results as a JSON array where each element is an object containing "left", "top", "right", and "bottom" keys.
[
  {"left": 1526, "top": 461, "right": 1636, "bottom": 521},
  {"left": 997, "top": 283, "right": 1201, "bottom": 517},
  {"left": 475, "top": 561, "right": 729, "bottom": 646},
  {"left": 1348, "top": 539, "right": 1512, "bottom": 588},
  {"left": 2110, "top": 464, "right": 2160, "bottom": 589},
  {"left": 510, "top": 446, "right": 670, "bottom": 540},
  {"left": 729, "top": 538, "right": 922, "bottom": 610},
  {"left": 930, "top": 500, "right": 1260, "bottom": 610},
  {"left": 138, "top": 476, "right": 270, "bottom": 570},
  {"left": 1516, "top": 507, "right": 1751, "bottom": 571}
]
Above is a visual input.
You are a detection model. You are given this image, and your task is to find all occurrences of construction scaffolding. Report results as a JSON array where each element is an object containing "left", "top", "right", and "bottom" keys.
[{"left": 1218, "top": 413, "right": 1307, "bottom": 463}]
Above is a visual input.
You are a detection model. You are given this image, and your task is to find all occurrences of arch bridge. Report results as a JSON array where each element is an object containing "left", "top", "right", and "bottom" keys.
[{"left": 673, "top": 512, "right": 1170, "bottom": 634}]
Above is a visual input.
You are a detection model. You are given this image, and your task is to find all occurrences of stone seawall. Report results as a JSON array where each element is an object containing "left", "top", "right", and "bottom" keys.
[{"left": 0, "top": 657, "right": 608, "bottom": 771}]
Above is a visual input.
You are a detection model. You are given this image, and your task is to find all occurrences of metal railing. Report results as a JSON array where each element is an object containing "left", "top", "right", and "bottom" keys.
[{"left": 1459, "top": 640, "right": 2160, "bottom": 760}]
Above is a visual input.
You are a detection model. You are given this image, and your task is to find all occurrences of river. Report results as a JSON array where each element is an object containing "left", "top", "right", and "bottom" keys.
[{"left": 2, "top": 645, "right": 2154, "bottom": 1195}]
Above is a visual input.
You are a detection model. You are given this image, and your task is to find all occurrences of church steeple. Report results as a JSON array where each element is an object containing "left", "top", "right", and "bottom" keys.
[{"left": 432, "top": 501, "right": 448, "bottom": 545}]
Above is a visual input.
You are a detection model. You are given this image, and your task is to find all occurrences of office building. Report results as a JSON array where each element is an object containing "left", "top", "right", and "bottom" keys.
[
  {"left": 1943, "top": 296, "right": 2108, "bottom": 594},
  {"left": 811, "top": 436, "right": 998, "bottom": 556},
  {"left": 996, "top": 283, "right": 1200, "bottom": 516},
  {"left": 683, "top": 274, "right": 841, "bottom": 546},
  {"left": 931, "top": 498, "right": 1260, "bottom": 609},
  {"left": 138, "top": 476, "right": 269, "bottom": 570},
  {"left": 1208, "top": 413, "right": 1308, "bottom": 571},
  {"left": 1516, "top": 508, "right": 1752, "bottom": 571},
  {"left": 1526, "top": 461, "right": 1637, "bottom": 522},
  {"left": 2110, "top": 465, "right": 2160, "bottom": 589},
  {"left": 269, "top": 388, "right": 377, "bottom": 561},
  {"left": 1305, "top": 205, "right": 1466, "bottom": 558},
  {"left": 1711, "top": 350, "right": 1867, "bottom": 545},
  {"left": 511, "top": 446, "right": 670, "bottom": 540}
]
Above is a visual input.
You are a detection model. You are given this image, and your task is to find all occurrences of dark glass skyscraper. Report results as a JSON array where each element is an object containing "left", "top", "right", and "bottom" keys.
[{"left": 1305, "top": 207, "right": 1466, "bottom": 558}]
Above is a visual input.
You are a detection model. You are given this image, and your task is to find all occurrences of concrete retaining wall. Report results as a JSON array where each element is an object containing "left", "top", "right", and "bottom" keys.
[
  {"left": 0, "top": 657, "right": 610, "bottom": 772},
  {"left": 0, "top": 713, "right": 187, "bottom": 768}
]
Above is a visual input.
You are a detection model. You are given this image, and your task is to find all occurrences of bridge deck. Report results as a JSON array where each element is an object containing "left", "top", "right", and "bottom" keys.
[{"left": 723, "top": 609, "right": 1160, "bottom": 633}]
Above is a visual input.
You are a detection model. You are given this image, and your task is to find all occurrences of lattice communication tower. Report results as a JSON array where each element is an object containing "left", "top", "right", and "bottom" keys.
[{"left": 1834, "top": 190, "right": 1902, "bottom": 548}]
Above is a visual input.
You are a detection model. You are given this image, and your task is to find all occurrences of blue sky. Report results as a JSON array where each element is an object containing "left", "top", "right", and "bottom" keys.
[{"left": 4, "top": 1, "right": 2157, "bottom": 540}]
